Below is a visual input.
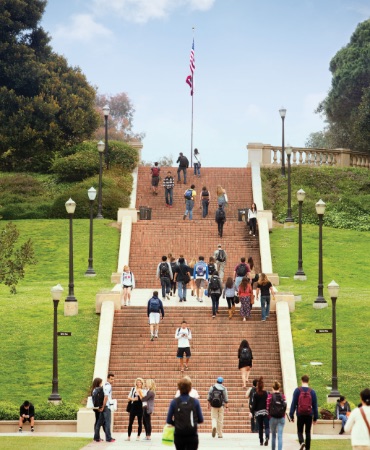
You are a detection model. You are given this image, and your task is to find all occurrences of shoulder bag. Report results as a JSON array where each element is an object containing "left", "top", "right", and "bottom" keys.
[{"left": 360, "top": 407, "right": 370, "bottom": 434}]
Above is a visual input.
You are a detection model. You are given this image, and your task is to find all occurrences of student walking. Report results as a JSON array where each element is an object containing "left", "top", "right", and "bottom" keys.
[
  {"left": 175, "top": 320, "right": 192, "bottom": 373},
  {"left": 289, "top": 374, "right": 319, "bottom": 450},
  {"left": 233, "top": 257, "right": 251, "bottom": 290},
  {"left": 193, "top": 256, "right": 209, "bottom": 302},
  {"left": 214, "top": 244, "right": 227, "bottom": 280},
  {"left": 267, "top": 381, "right": 287, "bottom": 450},
  {"left": 216, "top": 185, "right": 228, "bottom": 209},
  {"left": 193, "top": 148, "right": 201, "bottom": 177},
  {"left": 256, "top": 273, "right": 275, "bottom": 322},
  {"left": 344, "top": 388, "right": 370, "bottom": 448},
  {"left": 120, "top": 265, "right": 135, "bottom": 307},
  {"left": 215, "top": 204, "right": 226, "bottom": 237},
  {"left": 183, "top": 184, "right": 196, "bottom": 220},
  {"left": 223, "top": 276, "right": 236, "bottom": 319},
  {"left": 207, "top": 270, "right": 222, "bottom": 318},
  {"left": 250, "top": 376, "right": 270, "bottom": 447},
  {"left": 238, "top": 339, "right": 253, "bottom": 388},
  {"left": 163, "top": 171, "right": 175, "bottom": 207},
  {"left": 156, "top": 256, "right": 173, "bottom": 301},
  {"left": 208, "top": 376, "right": 229, "bottom": 439},
  {"left": 247, "top": 379, "right": 259, "bottom": 433},
  {"left": 238, "top": 276, "right": 254, "bottom": 321},
  {"left": 147, "top": 291, "right": 165, "bottom": 341},
  {"left": 248, "top": 202, "right": 258, "bottom": 236},
  {"left": 150, "top": 162, "right": 160, "bottom": 195},
  {"left": 176, "top": 152, "right": 189, "bottom": 184},
  {"left": 200, "top": 186, "right": 210, "bottom": 218},
  {"left": 173, "top": 257, "right": 191, "bottom": 302}
]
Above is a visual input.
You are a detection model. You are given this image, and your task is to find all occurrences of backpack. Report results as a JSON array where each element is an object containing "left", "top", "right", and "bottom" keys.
[
  {"left": 297, "top": 387, "right": 313, "bottom": 415},
  {"left": 151, "top": 166, "right": 160, "bottom": 177},
  {"left": 184, "top": 189, "right": 193, "bottom": 200},
  {"left": 174, "top": 396, "right": 198, "bottom": 436},
  {"left": 179, "top": 156, "right": 188, "bottom": 167},
  {"left": 248, "top": 386, "right": 256, "bottom": 411},
  {"left": 149, "top": 297, "right": 160, "bottom": 313},
  {"left": 216, "top": 209, "right": 226, "bottom": 223},
  {"left": 195, "top": 264, "right": 206, "bottom": 278},
  {"left": 236, "top": 264, "right": 247, "bottom": 277},
  {"left": 210, "top": 387, "right": 224, "bottom": 408},
  {"left": 216, "top": 249, "right": 226, "bottom": 262},
  {"left": 208, "top": 263, "right": 216, "bottom": 275},
  {"left": 209, "top": 276, "right": 221, "bottom": 291},
  {"left": 92, "top": 386, "right": 104, "bottom": 408},
  {"left": 159, "top": 262, "right": 170, "bottom": 278},
  {"left": 269, "top": 392, "right": 287, "bottom": 418},
  {"left": 240, "top": 347, "right": 252, "bottom": 363}
]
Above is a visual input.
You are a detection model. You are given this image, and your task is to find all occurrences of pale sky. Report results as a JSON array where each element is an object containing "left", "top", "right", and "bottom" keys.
[{"left": 41, "top": 0, "right": 370, "bottom": 166}]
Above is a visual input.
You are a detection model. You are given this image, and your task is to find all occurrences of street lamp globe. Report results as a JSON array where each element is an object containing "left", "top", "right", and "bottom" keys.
[
  {"left": 51, "top": 284, "right": 64, "bottom": 301},
  {"left": 103, "top": 105, "right": 110, "bottom": 117},
  {"left": 297, "top": 189, "right": 306, "bottom": 202},
  {"left": 65, "top": 198, "right": 76, "bottom": 214},
  {"left": 315, "top": 199, "right": 326, "bottom": 215},
  {"left": 328, "top": 280, "right": 340, "bottom": 299},
  {"left": 88, "top": 187, "right": 97, "bottom": 201},
  {"left": 279, "top": 108, "right": 286, "bottom": 118},
  {"left": 97, "top": 140, "right": 105, "bottom": 153}
]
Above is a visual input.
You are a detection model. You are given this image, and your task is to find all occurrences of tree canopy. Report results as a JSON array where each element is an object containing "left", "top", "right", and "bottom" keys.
[
  {"left": 0, "top": 0, "right": 99, "bottom": 172},
  {"left": 311, "top": 19, "right": 370, "bottom": 153}
]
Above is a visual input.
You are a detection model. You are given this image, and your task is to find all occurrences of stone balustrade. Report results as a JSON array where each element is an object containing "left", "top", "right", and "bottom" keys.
[{"left": 247, "top": 143, "right": 370, "bottom": 168}]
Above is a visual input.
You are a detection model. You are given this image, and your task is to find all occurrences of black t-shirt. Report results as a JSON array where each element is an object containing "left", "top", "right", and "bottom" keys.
[
  {"left": 20, "top": 403, "right": 35, "bottom": 417},
  {"left": 258, "top": 281, "right": 272, "bottom": 296},
  {"left": 175, "top": 264, "right": 191, "bottom": 282}
]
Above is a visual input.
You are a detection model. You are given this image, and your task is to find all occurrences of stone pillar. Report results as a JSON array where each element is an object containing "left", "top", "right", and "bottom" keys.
[
  {"left": 335, "top": 148, "right": 351, "bottom": 167},
  {"left": 247, "top": 143, "right": 272, "bottom": 166}
]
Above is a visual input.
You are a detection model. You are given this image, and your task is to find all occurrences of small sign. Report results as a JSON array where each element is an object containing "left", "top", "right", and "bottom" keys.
[
  {"left": 57, "top": 332, "right": 72, "bottom": 336},
  {"left": 315, "top": 329, "right": 332, "bottom": 333}
]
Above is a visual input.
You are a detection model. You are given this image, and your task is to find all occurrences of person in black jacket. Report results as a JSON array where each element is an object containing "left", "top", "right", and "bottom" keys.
[
  {"left": 215, "top": 204, "right": 226, "bottom": 238},
  {"left": 336, "top": 395, "right": 351, "bottom": 434},
  {"left": 19, "top": 401, "right": 35, "bottom": 432},
  {"left": 176, "top": 152, "right": 189, "bottom": 184},
  {"left": 250, "top": 377, "right": 270, "bottom": 446}
]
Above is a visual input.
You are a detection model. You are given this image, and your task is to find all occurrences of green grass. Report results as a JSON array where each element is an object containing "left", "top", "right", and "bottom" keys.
[
  {"left": 0, "top": 437, "right": 91, "bottom": 449},
  {"left": 311, "top": 440, "right": 351, "bottom": 449},
  {"left": 270, "top": 224, "right": 370, "bottom": 406},
  {"left": 0, "top": 219, "right": 119, "bottom": 407}
]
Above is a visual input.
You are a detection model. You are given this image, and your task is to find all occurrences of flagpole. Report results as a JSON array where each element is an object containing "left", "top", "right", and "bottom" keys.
[{"left": 190, "top": 27, "right": 195, "bottom": 168}]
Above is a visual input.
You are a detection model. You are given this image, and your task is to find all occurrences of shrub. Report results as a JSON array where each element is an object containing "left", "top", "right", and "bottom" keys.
[
  {"left": 51, "top": 150, "right": 99, "bottom": 182},
  {"left": 0, "top": 401, "right": 79, "bottom": 420},
  {"left": 109, "top": 141, "right": 139, "bottom": 172},
  {"left": 0, "top": 401, "right": 19, "bottom": 420}
]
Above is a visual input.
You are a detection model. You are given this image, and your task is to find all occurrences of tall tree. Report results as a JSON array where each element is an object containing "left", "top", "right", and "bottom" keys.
[
  {"left": 0, "top": 0, "right": 99, "bottom": 172},
  {"left": 315, "top": 19, "right": 370, "bottom": 153}
]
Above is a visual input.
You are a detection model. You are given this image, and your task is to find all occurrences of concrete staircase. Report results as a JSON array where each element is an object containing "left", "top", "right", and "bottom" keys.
[{"left": 110, "top": 306, "right": 282, "bottom": 433}]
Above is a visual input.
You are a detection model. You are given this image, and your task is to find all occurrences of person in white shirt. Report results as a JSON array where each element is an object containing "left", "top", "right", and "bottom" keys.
[
  {"left": 121, "top": 265, "right": 135, "bottom": 307},
  {"left": 175, "top": 320, "right": 192, "bottom": 373},
  {"left": 194, "top": 148, "right": 201, "bottom": 177},
  {"left": 344, "top": 388, "right": 370, "bottom": 448},
  {"left": 95, "top": 373, "right": 115, "bottom": 443},
  {"left": 248, "top": 203, "right": 258, "bottom": 236},
  {"left": 175, "top": 376, "right": 200, "bottom": 399}
]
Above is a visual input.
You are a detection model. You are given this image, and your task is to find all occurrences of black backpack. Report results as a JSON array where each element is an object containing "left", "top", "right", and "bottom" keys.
[
  {"left": 269, "top": 392, "right": 287, "bottom": 418},
  {"left": 216, "top": 209, "right": 226, "bottom": 223},
  {"left": 179, "top": 156, "right": 188, "bottom": 167},
  {"left": 208, "top": 263, "right": 216, "bottom": 275},
  {"left": 210, "top": 387, "right": 224, "bottom": 408},
  {"left": 236, "top": 264, "right": 247, "bottom": 277},
  {"left": 92, "top": 386, "right": 104, "bottom": 408},
  {"left": 159, "top": 262, "right": 170, "bottom": 278},
  {"left": 240, "top": 347, "right": 252, "bottom": 363},
  {"left": 149, "top": 297, "right": 160, "bottom": 313},
  {"left": 216, "top": 249, "right": 226, "bottom": 262},
  {"left": 209, "top": 276, "right": 221, "bottom": 291},
  {"left": 174, "top": 396, "right": 198, "bottom": 436}
]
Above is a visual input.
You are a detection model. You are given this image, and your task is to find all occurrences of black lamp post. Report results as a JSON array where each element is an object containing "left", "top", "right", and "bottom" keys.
[
  {"left": 96, "top": 140, "right": 104, "bottom": 219},
  {"left": 65, "top": 198, "right": 77, "bottom": 303},
  {"left": 103, "top": 104, "right": 110, "bottom": 170},
  {"left": 279, "top": 107, "right": 286, "bottom": 176},
  {"left": 48, "top": 283, "right": 64, "bottom": 403},
  {"left": 313, "top": 199, "right": 328, "bottom": 308},
  {"left": 327, "top": 280, "right": 341, "bottom": 400},
  {"left": 285, "top": 146, "right": 294, "bottom": 223},
  {"left": 294, "top": 189, "right": 307, "bottom": 280},
  {"left": 85, "top": 187, "right": 97, "bottom": 276}
]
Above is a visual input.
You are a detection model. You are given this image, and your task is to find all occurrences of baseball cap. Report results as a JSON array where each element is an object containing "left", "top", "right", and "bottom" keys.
[
  {"left": 217, "top": 376, "right": 224, "bottom": 383},
  {"left": 218, "top": 244, "right": 222, "bottom": 248}
]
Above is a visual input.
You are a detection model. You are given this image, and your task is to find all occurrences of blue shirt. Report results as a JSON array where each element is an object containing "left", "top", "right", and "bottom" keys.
[
  {"left": 289, "top": 386, "right": 319, "bottom": 421},
  {"left": 193, "top": 261, "right": 209, "bottom": 280}
]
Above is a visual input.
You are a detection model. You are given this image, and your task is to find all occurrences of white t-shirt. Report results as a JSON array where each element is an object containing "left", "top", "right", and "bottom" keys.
[
  {"left": 175, "top": 327, "right": 192, "bottom": 347},
  {"left": 104, "top": 381, "right": 113, "bottom": 406}
]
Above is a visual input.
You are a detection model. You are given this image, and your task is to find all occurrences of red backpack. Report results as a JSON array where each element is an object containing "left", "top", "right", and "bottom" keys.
[
  {"left": 297, "top": 387, "right": 312, "bottom": 415},
  {"left": 152, "top": 167, "right": 160, "bottom": 177}
]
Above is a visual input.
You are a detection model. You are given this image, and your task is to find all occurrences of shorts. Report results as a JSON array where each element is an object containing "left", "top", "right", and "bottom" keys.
[
  {"left": 21, "top": 417, "right": 32, "bottom": 423},
  {"left": 195, "top": 278, "right": 205, "bottom": 288},
  {"left": 122, "top": 284, "right": 132, "bottom": 290},
  {"left": 177, "top": 347, "right": 191, "bottom": 358},
  {"left": 151, "top": 176, "right": 159, "bottom": 187},
  {"left": 149, "top": 312, "right": 160, "bottom": 324}
]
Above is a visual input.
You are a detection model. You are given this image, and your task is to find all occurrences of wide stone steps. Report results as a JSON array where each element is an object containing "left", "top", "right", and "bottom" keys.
[{"left": 110, "top": 307, "right": 282, "bottom": 433}]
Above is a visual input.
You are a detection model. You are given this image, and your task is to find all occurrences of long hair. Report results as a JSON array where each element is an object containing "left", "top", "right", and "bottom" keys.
[
  {"left": 251, "top": 202, "right": 257, "bottom": 212},
  {"left": 257, "top": 376, "right": 264, "bottom": 394},
  {"left": 146, "top": 379, "right": 156, "bottom": 392},
  {"left": 239, "top": 339, "right": 249, "bottom": 351},
  {"left": 216, "top": 185, "right": 224, "bottom": 196},
  {"left": 247, "top": 257, "right": 254, "bottom": 270},
  {"left": 239, "top": 276, "right": 250, "bottom": 292},
  {"left": 189, "top": 257, "right": 197, "bottom": 268},
  {"left": 259, "top": 273, "right": 270, "bottom": 286},
  {"left": 91, "top": 377, "right": 102, "bottom": 395},
  {"left": 135, "top": 377, "right": 145, "bottom": 388},
  {"left": 225, "top": 277, "right": 234, "bottom": 289}
]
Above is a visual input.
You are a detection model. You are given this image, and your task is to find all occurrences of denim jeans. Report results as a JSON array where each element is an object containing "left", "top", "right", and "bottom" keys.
[
  {"left": 95, "top": 406, "right": 112, "bottom": 441},
  {"left": 270, "top": 417, "right": 285, "bottom": 450},
  {"left": 235, "top": 276, "right": 243, "bottom": 290},
  {"left": 256, "top": 414, "right": 269, "bottom": 444},
  {"left": 177, "top": 167, "right": 187, "bottom": 183},
  {"left": 194, "top": 163, "right": 200, "bottom": 176},
  {"left": 338, "top": 413, "right": 348, "bottom": 428},
  {"left": 165, "top": 188, "right": 173, "bottom": 205},
  {"left": 160, "top": 277, "right": 171, "bottom": 298},
  {"left": 211, "top": 293, "right": 220, "bottom": 315},
  {"left": 202, "top": 199, "right": 209, "bottom": 217},
  {"left": 261, "top": 295, "right": 271, "bottom": 320},
  {"left": 185, "top": 199, "right": 194, "bottom": 219},
  {"left": 177, "top": 281, "right": 187, "bottom": 300}
]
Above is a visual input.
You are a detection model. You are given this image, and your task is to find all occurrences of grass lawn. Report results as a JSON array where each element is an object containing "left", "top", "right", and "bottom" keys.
[
  {"left": 0, "top": 219, "right": 119, "bottom": 407},
  {"left": 0, "top": 437, "right": 91, "bottom": 449},
  {"left": 311, "top": 440, "right": 351, "bottom": 449},
  {"left": 270, "top": 224, "right": 370, "bottom": 406}
]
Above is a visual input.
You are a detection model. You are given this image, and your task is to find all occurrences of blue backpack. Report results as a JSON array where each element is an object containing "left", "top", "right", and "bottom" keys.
[{"left": 149, "top": 297, "right": 160, "bottom": 313}]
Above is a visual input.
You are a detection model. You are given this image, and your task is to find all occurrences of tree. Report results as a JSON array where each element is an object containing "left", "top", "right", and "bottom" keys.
[
  {"left": 0, "top": 0, "right": 99, "bottom": 172},
  {"left": 0, "top": 222, "right": 37, "bottom": 294},
  {"left": 314, "top": 19, "right": 370, "bottom": 153},
  {"left": 94, "top": 92, "right": 144, "bottom": 142}
]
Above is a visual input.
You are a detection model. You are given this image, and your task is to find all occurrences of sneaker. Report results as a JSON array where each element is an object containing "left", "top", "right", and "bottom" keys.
[
  {"left": 166, "top": 294, "right": 170, "bottom": 300},
  {"left": 199, "top": 298, "right": 203, "bottom": 302},
  {"left": 212, "top": 427, "right": 216, "bottom": 438},
  {"left": 299, "top": 444, "right": 306, "bottom": 450},
  {"left": 155, "top": 333, "right": 158, "bottom": 338},
  {"left": 264, "top": 438, "right": 269, "bottom": 446},
  {"left": 183, "top": 214, "right": 187, "bottom": 220},
  {"left": 107, "top": 439, "right": 116, "bottom": 443},
  {"left": 249, "top": 230, "right": 252, "bottom": 235},
  {"left": 179, "top": 298, "right": 183, "bottom": 302},
  {"left": 162, "top": 297, "right": 166, "bottom": 302},
  {"left": 127, "top": 300, "right": 131, "bottom": 306},
  {"left": 183, "top": 298, "right": 187, "bottom": 302},
  {"left": 212, "top": 315, "right": 216, "bottom": 318},
  {"left": 31, "top": 428, "right": 34, "bottom": 432},
  {"left": 18, "top": 428, "right": 22, "bottom": 433},
  {"left": 261, "top": 319, "right": 266, "bottom": 322},
  {"left": 150, "top": 335, "right": 154, "bottom": 341}
]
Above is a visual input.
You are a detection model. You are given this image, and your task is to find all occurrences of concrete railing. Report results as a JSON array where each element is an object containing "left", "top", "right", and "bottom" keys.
[{"left": 247, "top": 142, "right": 370, "bottom": 168}]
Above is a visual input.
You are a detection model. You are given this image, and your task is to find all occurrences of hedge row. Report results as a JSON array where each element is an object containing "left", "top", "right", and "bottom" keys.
[{"left": 0, "top": 401, "right": 79, "bottom": 420}]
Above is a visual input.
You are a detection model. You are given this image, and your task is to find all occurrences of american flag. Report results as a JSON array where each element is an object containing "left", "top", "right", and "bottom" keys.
[{"left": 186, "top": 39, "right": 195, "bottom": 95}]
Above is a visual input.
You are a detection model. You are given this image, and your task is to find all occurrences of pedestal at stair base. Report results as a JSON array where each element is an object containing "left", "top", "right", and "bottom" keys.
[{"left": 64, "top": 301, "right": 78, "bottom": 316}]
